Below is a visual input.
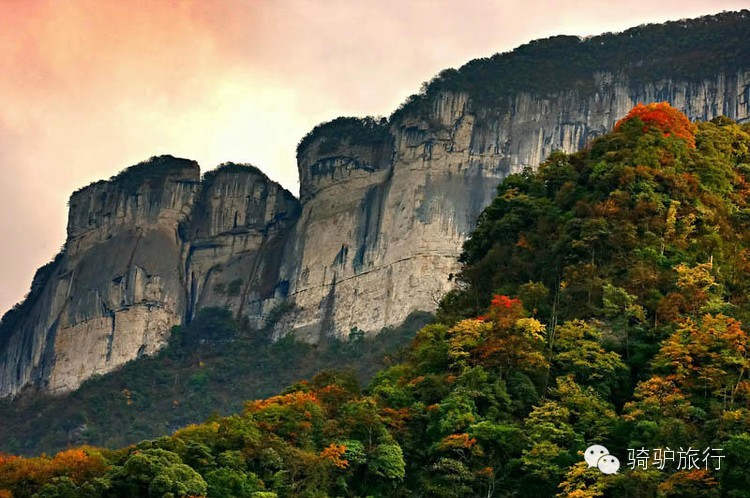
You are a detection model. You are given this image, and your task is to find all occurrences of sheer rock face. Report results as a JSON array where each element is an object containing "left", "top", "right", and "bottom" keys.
[
  {"left": 0, "top": 159, "right": 301, "bottom": 397},
  {"left": 0, "top": 157, "right": 201, "bottom": 396},
  {"left": 2, "top": 67, "right": 750, "bottom": 397},
  {"left": 276, "top": 70, "right": 750, "bottom": 340},
  {"left": 467, "top": 69, "right": 750, "bottom": 172},
  {"left": 276, "top": 92, "right": 503, "bottom": 341},
  {"left": 186, "top": 166, "right": 300, "bottom": 329}
]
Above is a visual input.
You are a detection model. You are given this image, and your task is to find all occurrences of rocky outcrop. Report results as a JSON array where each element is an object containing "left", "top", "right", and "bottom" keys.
[
  {"left": 0, "top": 157, "right": 200, "bottom": 395},
  {"left": 186, "top": 164, "right": 300, "bottom": 329},
  {"left": 275, "top": 69, "right": 750, "bottom": 341},
  {"left": 2, "top": 11, "right": 750, "bottom": 396},
  {"left": 275, "top": 94, "right": 503, "bottom": 340}
]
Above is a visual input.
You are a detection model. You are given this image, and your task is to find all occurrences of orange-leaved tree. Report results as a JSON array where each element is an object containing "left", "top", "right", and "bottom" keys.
[
  {"left": 614, "top": 102, "right": 697, "bottom": 148},
  {"left": 448, "top": 295, "right": 547, "bottom": 379}
]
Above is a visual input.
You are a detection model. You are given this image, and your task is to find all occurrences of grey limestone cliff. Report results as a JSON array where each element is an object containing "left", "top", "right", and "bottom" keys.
[
  {"left": 0, "top": 159, "right": 301, "bottom": 397},
  {"left": 186, "top": 164, "right": 300, "bottom": 329},
  {"left": 0, "top": 157, "right": 200, "bottom": 395},
  {"left": 1, "top": 11, "right": 750, "bottom": 396},
  {"left": 274, "top": 69, "right": 750, "bottom": 342}
]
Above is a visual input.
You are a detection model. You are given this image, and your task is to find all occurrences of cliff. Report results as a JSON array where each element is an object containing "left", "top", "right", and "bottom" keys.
[
  {"left": 1, "top": 10, "right": 749, "bottom": 396},
  {"left": 186, "top": 163, "right": 300, "bottom": 329},
  {"left": 276, "top": 64, "right": 750, "bottom": 340},
  {"left": 0, "top": 157, "right": 200, "bottom": 395}
]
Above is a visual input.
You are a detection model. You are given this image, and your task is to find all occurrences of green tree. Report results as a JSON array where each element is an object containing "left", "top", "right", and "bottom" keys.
[
  {"left": 720, "top": 434, "right": 750, "bottom": 497},
  {"left": 204, "top": 468, "right": 261, "bottom": 498},
  {"left": 368, "top": 443, "right": 405, "bottom": 482},
  {"left": 553, "top": 320, "right": 627, "bottom": 396},
  {"left": 32, "top": 478, "right": 81, "bottom": 498},
  {"left": 148, "top": 463, "right": 207, "bottom": 498}
]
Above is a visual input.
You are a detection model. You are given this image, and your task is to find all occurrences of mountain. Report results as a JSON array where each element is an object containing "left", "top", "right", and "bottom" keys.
[
  {"left": 1, "top": 10, "right": 750, "bottom": 398},
  {"left": 3, "top": 101, "right": 750, "bottom": 498}
]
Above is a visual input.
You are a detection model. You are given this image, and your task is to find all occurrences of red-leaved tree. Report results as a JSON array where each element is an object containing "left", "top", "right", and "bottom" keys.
[{"left": 614, "top": 102, "right": 697, "bottom": 148}]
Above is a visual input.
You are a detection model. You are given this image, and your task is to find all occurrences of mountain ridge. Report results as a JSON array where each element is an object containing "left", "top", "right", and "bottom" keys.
[{"left": 1, "top": 10, "right": 750, "bottom": 397}]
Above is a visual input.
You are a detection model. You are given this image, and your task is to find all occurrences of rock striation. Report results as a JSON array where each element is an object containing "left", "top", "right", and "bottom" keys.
[{"left": 2, "top": 11, "right": 750, "bottom": 396}]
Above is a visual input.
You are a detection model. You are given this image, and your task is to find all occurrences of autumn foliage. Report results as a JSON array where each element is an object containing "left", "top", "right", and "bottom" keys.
[
  {"left": 614, "top": 102, "right": 697, "bottom": 148},
  {"left": 0, "top": 447, "right": 108, "bottom": 497},
  {"left": 320, "top": 444, "right": 349, "bottom": 469}
]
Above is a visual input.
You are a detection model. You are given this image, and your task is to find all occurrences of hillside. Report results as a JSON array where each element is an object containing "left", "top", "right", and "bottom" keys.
[
  {"left": 390, "top": 10, "right": 750, "bottom": 121},
  {"left": 0, "top": 309, "right": 430, "bottom": 456},
  {"left": 3, "top": 105, "right": 750, "bottom": 497}
]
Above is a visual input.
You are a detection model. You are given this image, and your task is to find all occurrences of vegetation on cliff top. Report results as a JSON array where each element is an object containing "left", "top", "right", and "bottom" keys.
[
  {"left": 296, "top": 116, "right": 390, "bottom": 160},
  {"left": 4, "top": 105, "right": 750, "bottom": 497},
  {"left": 200, "top": 163, "right": 274, "bottom": 186},
  {"left": 391, "top": 10, "right": 750, "bottom": 122},
  {"left": 69, "top": 155, "right": 199, "bottom": 199},
  {"left": 294, "top": 11, "right": 749, "bottom": 160}
]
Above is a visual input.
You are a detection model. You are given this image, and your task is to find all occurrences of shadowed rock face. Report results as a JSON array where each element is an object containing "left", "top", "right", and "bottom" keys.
[
  {"left": 186, "top": 164, "right": 300, "bottom": 329},
  {"left": 2, "top": 12, "right": 750, "bottom": 396},
  {"left": 0, "top": 159, "right": 301, "bottom": 397}
]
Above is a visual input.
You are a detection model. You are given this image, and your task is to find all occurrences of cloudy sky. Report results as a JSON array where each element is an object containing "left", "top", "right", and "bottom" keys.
[{"left": 0, "top": 0, "right": 747, "bottom": 315}]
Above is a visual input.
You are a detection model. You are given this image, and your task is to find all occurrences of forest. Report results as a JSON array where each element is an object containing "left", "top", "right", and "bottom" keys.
[
  {"left": 2, "top": 104, "right": 750, "bottom": 497},
  {"left": 0, "top": 308, "right": 429, "bottom": 456}
]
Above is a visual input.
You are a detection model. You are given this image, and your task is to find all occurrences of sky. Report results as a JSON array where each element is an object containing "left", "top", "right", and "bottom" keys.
[{"left": 1, "top": 0, "right": 748, "bottom": 316}]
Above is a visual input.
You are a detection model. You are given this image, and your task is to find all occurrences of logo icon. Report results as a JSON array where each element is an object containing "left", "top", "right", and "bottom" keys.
[{"left": 584, "top": 444, "right": 620, "bottom": 474}]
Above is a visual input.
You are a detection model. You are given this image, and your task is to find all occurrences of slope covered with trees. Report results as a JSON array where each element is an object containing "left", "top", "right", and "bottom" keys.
[
  {"left": 0, "top": 309, "right": 429, "bottom": 456},
  {"left": 3, "top": 105, "right": 750, "bottom": 497}
]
